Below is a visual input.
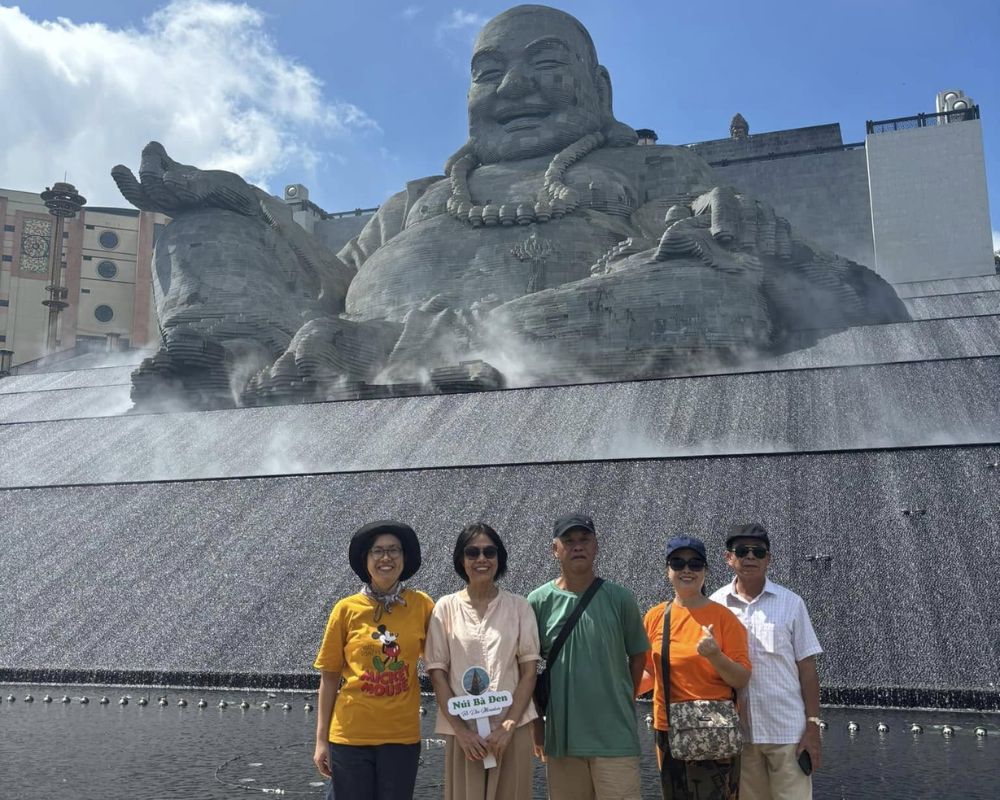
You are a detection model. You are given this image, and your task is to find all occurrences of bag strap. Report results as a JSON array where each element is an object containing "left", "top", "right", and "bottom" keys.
[
  {"left": 660, "top": 602, "right": 672, "bottom": 731},
  {"left": 545, "top": 577, "right": 605, "bottom": 670}
]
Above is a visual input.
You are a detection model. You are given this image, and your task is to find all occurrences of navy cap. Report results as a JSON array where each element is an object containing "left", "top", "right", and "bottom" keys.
[
  {"left": 665, "top": 535, "right": 708, "bottom": 562},
  {"left": 725, "top": 523, "right": 771, "bottom": 550},
  {"left": 553, "top": 514, "right": 596, "bottom": 538}
]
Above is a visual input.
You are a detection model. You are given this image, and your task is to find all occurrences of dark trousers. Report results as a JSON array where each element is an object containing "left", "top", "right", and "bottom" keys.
[
  {"left": 656, "top": 730, "right": 740, "bottom": 800},
  {"left": 325, "top": 741, "right": 421, "bottom": 800}
]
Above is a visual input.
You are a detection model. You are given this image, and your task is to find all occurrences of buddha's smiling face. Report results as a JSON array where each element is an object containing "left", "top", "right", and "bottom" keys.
[{"left": 468, "top": 7, "right": 606, "bottom": 164}]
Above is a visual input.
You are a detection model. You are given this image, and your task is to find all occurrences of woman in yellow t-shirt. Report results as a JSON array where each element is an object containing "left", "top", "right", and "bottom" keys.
[
  {"left": 643, "top": 535, "right": 751, "bottom": 800},
  {"left": 312, "top": 520, "right": 434, "bottom": 800}
]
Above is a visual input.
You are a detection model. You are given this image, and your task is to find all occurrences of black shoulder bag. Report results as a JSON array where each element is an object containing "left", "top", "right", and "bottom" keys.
[
  {"left": 660, "top": 603, "right": 742, "bottom": 761},
  {"left": 533, "top": 578, "right": 604, "bottom": 715}
]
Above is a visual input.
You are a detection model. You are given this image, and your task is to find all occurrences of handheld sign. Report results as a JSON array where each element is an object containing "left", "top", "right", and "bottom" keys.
[{"left": 447, "top": 666, "right": 513, "bottom": 769}]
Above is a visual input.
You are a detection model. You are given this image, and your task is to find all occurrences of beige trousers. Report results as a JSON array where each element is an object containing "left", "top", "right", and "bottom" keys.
[
  {"left": 546, "top": 755, "right": 642, "bottom": 800},
  {"left": 740, "top": 744, "right": 812, "bottom": 800},
  {"left": 443, "top": 723, "right": 534, "bottom": 800}
]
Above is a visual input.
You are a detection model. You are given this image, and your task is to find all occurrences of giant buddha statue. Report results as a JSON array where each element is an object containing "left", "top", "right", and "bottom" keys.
[{"left": 112, "top": 4, "right": 908, "bottom": 407}]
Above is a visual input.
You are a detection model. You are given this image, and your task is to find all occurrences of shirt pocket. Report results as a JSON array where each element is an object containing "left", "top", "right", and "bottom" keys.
[{"left": 754, "top": 622, "right": 778, "bottom": 653}]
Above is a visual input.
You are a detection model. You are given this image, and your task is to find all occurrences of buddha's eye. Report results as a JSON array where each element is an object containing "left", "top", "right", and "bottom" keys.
[{"left": 473, "top": 67, "right": 503, "bottom": 83}]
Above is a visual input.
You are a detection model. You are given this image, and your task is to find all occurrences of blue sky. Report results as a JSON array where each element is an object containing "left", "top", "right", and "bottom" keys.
[{"left": 3, "top": 0, "right": 998, "bottom": 247}]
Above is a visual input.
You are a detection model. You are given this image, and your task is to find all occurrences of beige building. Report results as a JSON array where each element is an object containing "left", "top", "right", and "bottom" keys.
[{"left": 0, "top": 187, "right": 167, "bottom": 368}]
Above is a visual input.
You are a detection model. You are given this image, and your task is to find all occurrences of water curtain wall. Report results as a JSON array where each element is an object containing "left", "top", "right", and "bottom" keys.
[{"left": 1, "top": 278, "right": 999, "bottom": 708}]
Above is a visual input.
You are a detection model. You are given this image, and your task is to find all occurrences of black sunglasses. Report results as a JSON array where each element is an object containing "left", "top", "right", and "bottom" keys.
[
  {"left": 464, "top": 545, "right": 498, "bottom": 560},
  {"left": 731, "top": 545, "right": 769, "bottom": 559},
  {"left": 668, "top": 556, "right": 706, "bottom": 572}
]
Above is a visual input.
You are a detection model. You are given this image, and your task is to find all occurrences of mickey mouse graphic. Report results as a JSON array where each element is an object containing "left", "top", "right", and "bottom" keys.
[{"left": 370, "top": 625, "right": 404, "bottom": 672}]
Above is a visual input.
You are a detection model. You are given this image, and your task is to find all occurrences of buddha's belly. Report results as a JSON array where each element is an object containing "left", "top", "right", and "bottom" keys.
[{"left": 344, "top": 214, "right": 622, "bottom": 322}]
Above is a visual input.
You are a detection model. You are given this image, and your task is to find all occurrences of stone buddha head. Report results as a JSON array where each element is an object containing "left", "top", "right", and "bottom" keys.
[{"left": 467, "top": 5, "right": 634, "bottom": 164}]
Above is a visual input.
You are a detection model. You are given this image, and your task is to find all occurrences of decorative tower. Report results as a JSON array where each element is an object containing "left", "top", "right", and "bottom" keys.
[
  {"left": 730, "top": 113, "right": 749, "bottom": 139},
  {"left": 40, "top": 182, "right": 86, "bottom": 354}
]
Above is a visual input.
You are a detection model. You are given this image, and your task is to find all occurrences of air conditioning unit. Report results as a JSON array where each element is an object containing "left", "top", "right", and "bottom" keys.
[
  {"left": 284, "top": 184, "right": 309, "bottom": 202},
  {"left": 936, "top": 89, "right": 974, "bottom": 121}
]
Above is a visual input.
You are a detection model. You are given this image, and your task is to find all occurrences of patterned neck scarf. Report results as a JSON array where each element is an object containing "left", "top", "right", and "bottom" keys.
[{"left": 362, "top": 581, "right": 407, "bottom": 621}]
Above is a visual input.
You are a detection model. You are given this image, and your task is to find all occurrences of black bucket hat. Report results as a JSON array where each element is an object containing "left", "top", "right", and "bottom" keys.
[{"left": 348, "top": 521, "right": 422, "bottom": 583}]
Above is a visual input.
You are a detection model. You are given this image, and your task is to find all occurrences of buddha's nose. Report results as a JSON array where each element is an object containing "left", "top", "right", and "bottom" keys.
[{"left": 497, "top": 64, "right": 534, "bottom": 98}]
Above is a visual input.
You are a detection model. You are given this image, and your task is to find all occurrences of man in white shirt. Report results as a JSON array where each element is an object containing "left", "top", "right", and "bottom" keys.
[{"left": 710, "top": 523, "right": 823, "bottom": 800}]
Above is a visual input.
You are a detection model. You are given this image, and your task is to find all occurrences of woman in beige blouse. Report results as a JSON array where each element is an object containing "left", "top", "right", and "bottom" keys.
[{"left": 425, "top": 522, "right": 540, "bottom": 800}]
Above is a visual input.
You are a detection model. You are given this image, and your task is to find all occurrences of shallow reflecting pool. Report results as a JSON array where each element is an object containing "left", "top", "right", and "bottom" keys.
[{"left": 1, "top": 685, "right": 997, "bottom": 799}]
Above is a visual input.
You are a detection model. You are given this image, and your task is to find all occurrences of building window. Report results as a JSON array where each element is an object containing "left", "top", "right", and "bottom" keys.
[
  {"left": 3, "top": 224, "right": 14, "bottom": 232},
  {"left": 0, "top": 299, "right": 8, "bottom": 307},
  {"left": 81, "top": 288, "right": 91, "bottom": 294},
  {"left": 97, "top": 260, "right": 118, "bottom": 279},
  {"left": 2, "top": 255, "right": 11, "bottom": 262},
  {"left": 94, "top": 304, "right": 114, "bottom": 323},
  {"left": 98, "top": 230, "right": 119, "bottom": 249}
]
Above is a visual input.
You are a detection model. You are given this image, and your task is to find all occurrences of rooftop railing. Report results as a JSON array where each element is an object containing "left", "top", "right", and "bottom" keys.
[{"left": 867, "top": 106, "right": 980, "bottom": 135}]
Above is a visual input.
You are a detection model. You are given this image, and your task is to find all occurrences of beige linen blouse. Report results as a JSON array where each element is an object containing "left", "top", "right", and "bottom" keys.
[{"left": 425, "top": 588, "right": 541, "bottom": 735}]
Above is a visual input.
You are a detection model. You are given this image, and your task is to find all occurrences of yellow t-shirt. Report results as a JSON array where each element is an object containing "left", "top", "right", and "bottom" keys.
[{"left": 314, "top": 589, "right": 434, "bottom": 745}]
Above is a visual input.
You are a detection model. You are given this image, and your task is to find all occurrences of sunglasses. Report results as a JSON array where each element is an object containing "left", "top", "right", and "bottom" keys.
[
  {"left": 464, "top": 545, "right": 498, "bottom": 560},
  {"left": 731, "top": 545, "right": 769, "bottom": 559},
  {"left": 667, "top": 556, "right": 706, "bottom": 572}
]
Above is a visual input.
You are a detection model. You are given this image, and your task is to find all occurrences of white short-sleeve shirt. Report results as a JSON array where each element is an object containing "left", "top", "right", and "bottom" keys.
[{"left": 710, "top": 578, "right": 822, "bottom": 744}]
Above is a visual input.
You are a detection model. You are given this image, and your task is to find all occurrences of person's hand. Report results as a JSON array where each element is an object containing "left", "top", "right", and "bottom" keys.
[
  {"left": 313, "top": 740, "right": 331, "bottom": 778},
  {"left": 486, "top": 719, "right": 516, "bottom": 760},
  {"left": 454, "top": 725, "right": 490, "bottom": 761},
  {"left": 696, "top": 624, "right": 721, "bottom": 658},
  {"left": 796, "top": 722, "right": 823, "bottom": 771},
  {"left": 532, "top": 717, "right": 546, "bottom": 762}
]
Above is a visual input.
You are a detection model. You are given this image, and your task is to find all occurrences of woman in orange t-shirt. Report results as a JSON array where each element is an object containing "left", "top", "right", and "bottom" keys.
[{"left": 643, "top": 535, "right": 751, "bottom": 800}]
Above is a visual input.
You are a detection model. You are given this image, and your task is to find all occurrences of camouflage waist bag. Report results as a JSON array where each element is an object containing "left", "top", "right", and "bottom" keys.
[{"left": 666, "top": 699, "right": 742, "bottom": 761}]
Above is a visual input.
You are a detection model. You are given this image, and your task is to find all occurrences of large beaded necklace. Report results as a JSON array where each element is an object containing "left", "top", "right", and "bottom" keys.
[{"left": 445, "top": 131, "right": 606, "bottom": 227}]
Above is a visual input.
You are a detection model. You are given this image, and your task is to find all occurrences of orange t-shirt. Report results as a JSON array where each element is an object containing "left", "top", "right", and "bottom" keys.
[{"left": 643, "top": 600, "right": 750, "bottom": 731}]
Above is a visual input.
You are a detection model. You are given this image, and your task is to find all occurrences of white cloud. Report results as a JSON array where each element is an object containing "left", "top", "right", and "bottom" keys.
[
  {"left": 401, "top": 6, "right": 421, "bottom": 20},
  {"left": 993, "top": 229, "right": 1000, "bottom": 252},
  {"left": 0, "top": 1, "right": 379, "bottom": 205},
  {"left": 435, "top": 8, "right": 488, "bottom": 46}
]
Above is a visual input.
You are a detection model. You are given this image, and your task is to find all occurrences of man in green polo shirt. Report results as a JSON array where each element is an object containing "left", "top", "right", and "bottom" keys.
[{"left": 529, "top": 514, "right": 650, "bottom": 800}]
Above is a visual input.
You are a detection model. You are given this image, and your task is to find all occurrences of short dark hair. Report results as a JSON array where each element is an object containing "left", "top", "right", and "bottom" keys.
[{"left": 453, "top": 522, "right": 509, "bottom": 582}]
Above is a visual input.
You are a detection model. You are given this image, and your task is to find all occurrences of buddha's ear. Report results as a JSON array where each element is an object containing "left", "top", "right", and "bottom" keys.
[{"left": 595, "top": 65, "right": 638, "bottom": 147}]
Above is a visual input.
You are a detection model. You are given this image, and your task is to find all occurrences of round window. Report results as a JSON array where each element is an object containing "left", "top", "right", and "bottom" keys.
[
  {"left": 97, "top": 260, "right": 118, "bottom": 279},
  {"left": 94, "top": 304, "right": 114, "bottom": 323},
  {"left": 98, "top": 230, "right": 119, "bottom": 249}
]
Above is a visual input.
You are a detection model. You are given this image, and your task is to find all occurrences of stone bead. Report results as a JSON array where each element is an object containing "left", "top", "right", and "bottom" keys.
[
  {"left": 516, "top": 203, "right": 534, "bottom": 225},
  {"left": 467, "top": 205, "right": 485, "bottom": 226},
  {"left": 534, "top": 199, "right": 552, "bottom": 223},
  {"left": 551, "top": 198, "right": 566, "bottom": 218},
  {"left": 498, "top": 204, "right": 517, "bottom": 226},
  {"left": 481, "top": 203, "right": 500, "bottom": 227}
]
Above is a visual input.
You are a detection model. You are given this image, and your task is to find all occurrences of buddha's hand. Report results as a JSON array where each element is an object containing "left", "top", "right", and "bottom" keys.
[
  {"left": 112, "top": 141, "right": 260, "bottom": 217},
  {"left": 654, "top": 187, "right": 797, "bottom": 267}
]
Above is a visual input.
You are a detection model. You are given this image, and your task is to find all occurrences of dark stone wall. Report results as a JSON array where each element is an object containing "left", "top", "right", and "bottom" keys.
[
  {"left": 684, "top": 125, "right": 876, "bottom": 269},
  {"left": 1, "top": 444, "right": 998, "bottom": 705},
  {"left": 686, "top": 124, "right": 845, "bottom": 162}
]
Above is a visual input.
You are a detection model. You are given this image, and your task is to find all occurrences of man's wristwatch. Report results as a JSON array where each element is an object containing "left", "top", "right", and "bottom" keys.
[{"left": 807, "top": 716, "right": 823, "bottom": 727}]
